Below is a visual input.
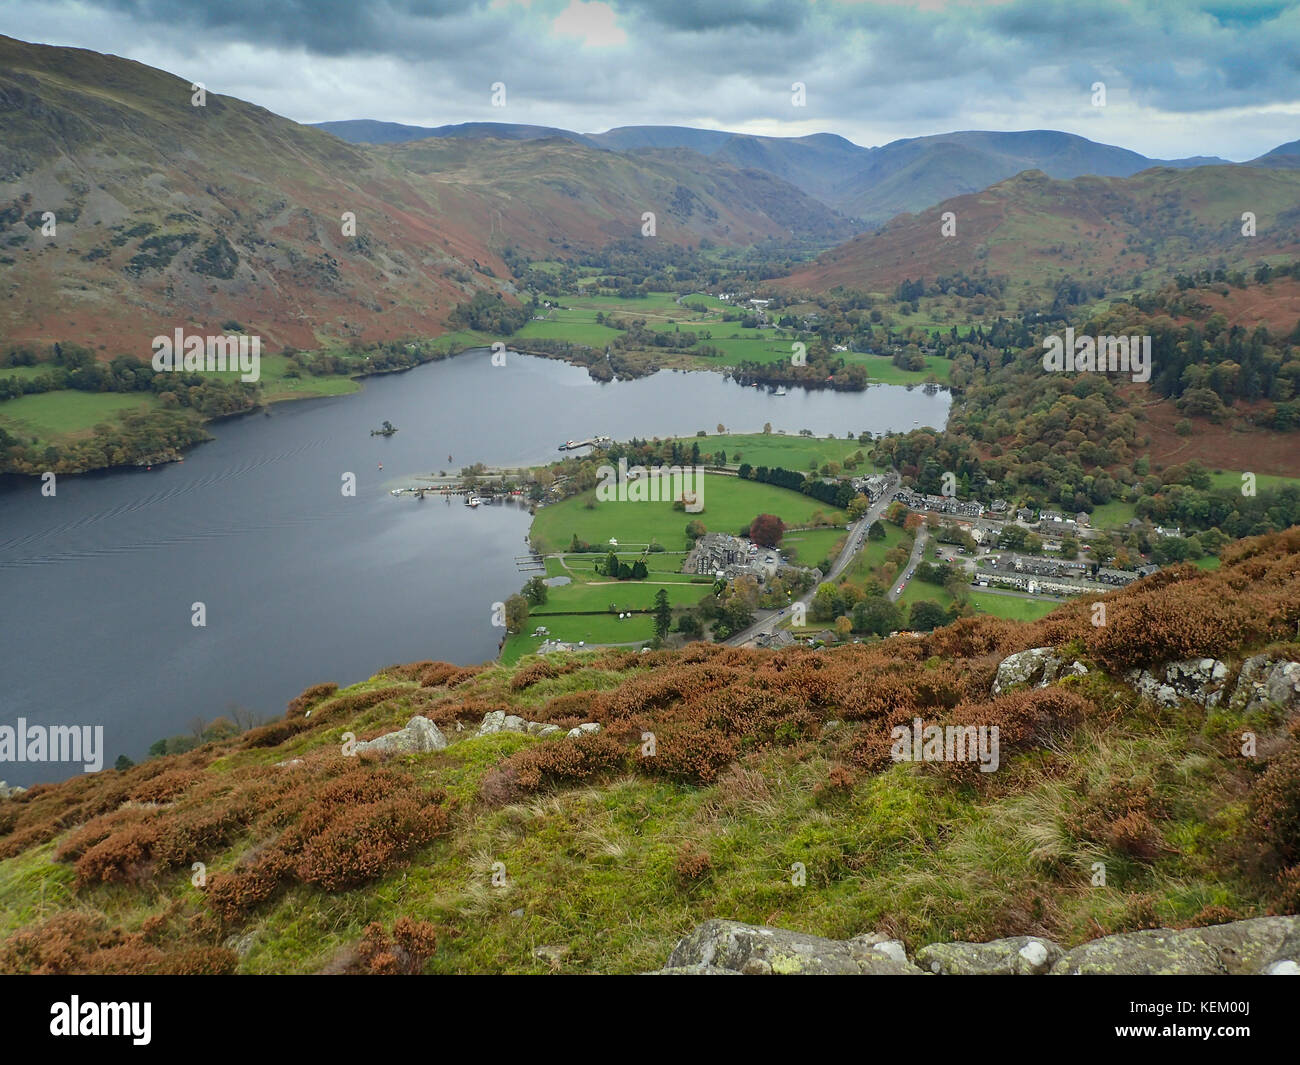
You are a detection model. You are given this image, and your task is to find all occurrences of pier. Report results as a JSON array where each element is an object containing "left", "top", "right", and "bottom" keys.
[{"left": 557, "top": 434, "right": 611, "bottom": 451}]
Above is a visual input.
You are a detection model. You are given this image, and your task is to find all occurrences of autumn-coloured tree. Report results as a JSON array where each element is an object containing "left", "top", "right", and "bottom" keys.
[{"left": 749, "top": 513, "right": 785, "bottom": 548}]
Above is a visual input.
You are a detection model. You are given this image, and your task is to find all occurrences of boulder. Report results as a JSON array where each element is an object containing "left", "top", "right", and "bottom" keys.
[
  {"left": 476, "top": 710, "right": 507, "bottom": 735},
  {"left": 665, "top": 919, "right": 925, "bottom": 975},
  {"left": 1189, "top": 916, "right": 1300, "bottom": 974},
  {"left": 0, "top": 781, "right": 27, "bottom": 800},
  {"left": 1127, "top": 658, "right": 1230, "bottom": 709},
  {"left": 502, "top": 715, "right": 528, "bottom": 733},
  {"left": 1231, "top": 656, "right": 1300, "bottom": 716},
  {"left": 1052, "top": 928, "right": 1226, "bottom": 975},
  {"left": 566, "top": 722, "right": 602, "bottom": 738},
  {"left": 354, "top": 715, "right": 447, "bottom": 756},
  {"left": 991, "top": 647, "right": 1063, "bottom": 696},
  {"left": 916, "top": 935, "right": 1063, "bottom": 975}
]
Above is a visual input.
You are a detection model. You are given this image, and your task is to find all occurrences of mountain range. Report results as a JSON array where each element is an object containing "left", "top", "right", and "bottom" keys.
[
  {"left": 2, "top": 32, "right": 1298, "bottom": 356},
  {"left": 315, "top": 119, "right": 1298, "bottom": 225}
]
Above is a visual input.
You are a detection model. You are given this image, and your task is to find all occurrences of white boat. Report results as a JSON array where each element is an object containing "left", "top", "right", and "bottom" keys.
[
  {"left": 773, "top": 387, "right": 787, "bottom": 396},
  {"left": 465, "top": 496, "right": 482, "bottom": 507}
]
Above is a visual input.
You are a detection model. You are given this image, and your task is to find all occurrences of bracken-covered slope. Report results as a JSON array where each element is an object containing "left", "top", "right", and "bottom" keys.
[
  {"left": 1, "top": 527, "right": 1298, "bottom": 974},
  {"left": 0, "top": 36, "right": 851, "bottom": 356},
  {"left": 777, "top": 165, "right": 1300, "bottom": 300}
]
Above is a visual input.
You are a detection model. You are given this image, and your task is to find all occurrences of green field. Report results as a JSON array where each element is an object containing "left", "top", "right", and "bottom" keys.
[
  {"left": 840, "top": 522, "right": 911, "bottom": 584},
  {"left": 0, "top": 390, "right": 160, "bottom": 442},
  {"left": 1087, "top": 499, "right": 1138, "bottom": 529},
  {"left": 851, "top": 354, "right": 952, "bottom": 385},
  {"left": 532, "top": 579, "right": 709, "bottom": 616},
  {"left": 674, "top": 432, "right": 879, "bottom": 472},
  {"left": 501, "top": 612, "right": 657, "bottom": 664},
  {"left": 529, "top": 474, "right": 846, "bottom": 554},
  {"left": 1206, "top": 470, "right": 1300, "bottom": 494},
  {"left": 782, "top": 527, "right": 845, "bottom": 567},
  {"left": 965, "top": 590, "right": 1061, "bottom": 621}
]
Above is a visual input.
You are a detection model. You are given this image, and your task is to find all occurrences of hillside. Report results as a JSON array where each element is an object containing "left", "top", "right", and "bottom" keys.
[
  {"left": 777, "top": 165, "right": 1300, "bottom": 301},
  {"left": 2, "top": 527, "right": 1298, "bottom": 975},
  {"left": 0, "top": 36, "right": 850, "bottom": 356}
]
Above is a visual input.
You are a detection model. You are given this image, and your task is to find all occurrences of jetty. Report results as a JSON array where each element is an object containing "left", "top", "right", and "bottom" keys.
[{"left": 558, "top": 434, "right": 611, "bottom": 452}]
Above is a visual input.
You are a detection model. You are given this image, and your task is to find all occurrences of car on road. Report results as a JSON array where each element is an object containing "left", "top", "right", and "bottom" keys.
[
  {"left": 907, "top": 568, "right": 915, "bottom": 578},
  {"left": 896, "top": 585, "right": 905, "bottom": 595}
]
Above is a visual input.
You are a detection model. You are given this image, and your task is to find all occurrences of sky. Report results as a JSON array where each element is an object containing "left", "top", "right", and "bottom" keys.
[{"left": 2, "top": 0, "right": 1298, "bottom": 161}]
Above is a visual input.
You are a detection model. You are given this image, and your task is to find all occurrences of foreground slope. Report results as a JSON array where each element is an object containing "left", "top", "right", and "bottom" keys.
[{"left": 1, "top": 528, "right": 1298, "bottom": 974}]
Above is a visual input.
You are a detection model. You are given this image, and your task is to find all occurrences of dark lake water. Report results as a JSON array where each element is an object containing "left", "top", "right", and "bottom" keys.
[{"left": 0, "top": 351, "right": 950, "bottom": 784}]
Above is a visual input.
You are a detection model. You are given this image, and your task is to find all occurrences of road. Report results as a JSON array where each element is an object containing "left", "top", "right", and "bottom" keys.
[
  {"left": 726, "top": 475, "right": 899, "bottom": 645},
  {"left": 887, "top": 525, "right": 928, "bottom": 603}
]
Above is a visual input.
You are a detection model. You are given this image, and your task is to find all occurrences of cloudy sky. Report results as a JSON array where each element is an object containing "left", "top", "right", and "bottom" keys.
[{"left": 3, "top": 0, "right": 1298, "bottom": 160}]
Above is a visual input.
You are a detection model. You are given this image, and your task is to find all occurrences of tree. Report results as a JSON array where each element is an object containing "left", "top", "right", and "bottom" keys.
[
  {"left": 811, "top": 582, "right": 841, "bottom": 622},
  {"left": 749, "top": 513, "right": 785, "bottom": 548},
  {"left": 851, "top": 596, "right": 902, "bottom": 636},
  {"left": 834, "top": 615, "right": 853, "bottom": 639},
  {"left": 604, "top": 549, "right": 620, "bottom": 576},
  {"left": 504, "top": 594, "right": 529, "bottom": 634},
  {"left": 653, "top": 588, "right": 672, "bottom": 640},
  {"left": 867, "top": 520, "right": 886, "bottom": 541},
  {"left": 908, "top": 600, "right": 949, "bottom": 632},
  {"left": 523, "top": 576, "right": 549, "bottom": 606},
  {"left": 686, "top": 519, "right": 707, "bottom": 540},
  {"left": 632, "top": 559, "right": 648, "bottom": 579}
]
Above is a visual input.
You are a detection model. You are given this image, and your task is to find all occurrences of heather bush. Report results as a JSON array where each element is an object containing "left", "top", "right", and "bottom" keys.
[
  {"left": 355, "top": 916, "right": 440, "bottom": 974},
  {"left": 506, "top": 733, "right": 627, "bottom": 791},
  {"left": 286, "top": 681, "right": 339, "bottom": 718}
]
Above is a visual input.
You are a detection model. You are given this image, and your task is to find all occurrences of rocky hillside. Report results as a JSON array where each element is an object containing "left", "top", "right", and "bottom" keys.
[
  {"left": 1, "top": 527, "right": 1298, "bottom": 974},
  {"left": 777, "top": 165, "right": 1300, "bottom": 302},
  {"left": 0, "top": 35, "right": 850, "bottom": 356}
]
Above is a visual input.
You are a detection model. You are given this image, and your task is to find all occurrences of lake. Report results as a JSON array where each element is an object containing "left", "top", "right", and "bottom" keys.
[{"left": 0, "top": 351, "right": 950, "bottom": 783}]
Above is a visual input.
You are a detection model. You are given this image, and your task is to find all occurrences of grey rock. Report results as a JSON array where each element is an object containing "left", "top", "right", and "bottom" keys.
[
  {"left": 916, "top": 935, "right": 1063, "bottom": 975},
  {"left": 1129, "top": 658, "right": 1231, "bottom": 709},
  {"left": 354, "top": 715, "right": 447, "bottom": 755},
  {"left": 644, "top": 963, "right": 740, "bottom": 975},
  {"left": 566, "top": 722, "right": 603, "bottom": 738},
  {"left": 992, "top": 647, "right": 1064, "bottom": 696},
  {"left": 1265, "top": 960, "right": 1300, "bottom": 975},
  {"left": 502, "top": 715, "right": 528, "bottom": 733},
  {"left": 1232, "top": 656, "right": 1300, "bottom": 715},
  {"left": 477, "top": 710, "right": 507, "bottom": 736},
  {"left": 666, "top": 919, "right": 925, "bottom": 975},
  {"left": 537, "top": 724, "right": 561, "bottom": 737},
  {"left": 1052, "top": 928, "right": 1226, "bottom": 975},
  {"left": 223, "top": 931, "right": 258, "bottom": 958},
  {"left": 0, "top": 781, "right": 28, "bottom": 800}
]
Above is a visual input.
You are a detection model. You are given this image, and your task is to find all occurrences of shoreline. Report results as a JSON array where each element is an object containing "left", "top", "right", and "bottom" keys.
[{"left": 4, "top": 343, "right": 951, "bottom": 478}]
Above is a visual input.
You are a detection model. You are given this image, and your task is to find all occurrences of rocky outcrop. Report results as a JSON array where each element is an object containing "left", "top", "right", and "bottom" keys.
[
  {"left": 354, "top": 715, "right": 447, "bottom": 756},
  {"left": 661, "top": 920, "right": 924, "bottom": 975},
  {"left": 0, "top": 781, "right": 27, "bottom": 800},
  {"left": 991, "top": 647, "right": 1087, "bottom": 696},
  {"left": 1230, "top": 655, "right": 1300, "bottom": 716},
  {"left": 476, "top": 711, "right": 586, "bottom": 739},
  {"left": 1126, "top": 658, "right": 1229, "bottom": 709},
  {"left": 652, "top": 916, "right": 1300, "bottom": 975},
  {"left": 916, "top": 935, "right": 1062, "bottom": 975},
  {"left": 992, "top": 644, "right": 1300, "bottom": 716}
]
